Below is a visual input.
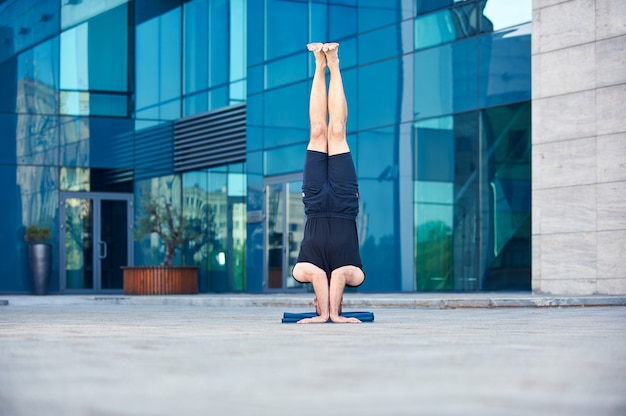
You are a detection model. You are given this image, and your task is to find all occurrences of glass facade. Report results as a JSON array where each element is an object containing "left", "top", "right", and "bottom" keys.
[{"left": 0, "top": 0, "right": 531, "bottom": 294}]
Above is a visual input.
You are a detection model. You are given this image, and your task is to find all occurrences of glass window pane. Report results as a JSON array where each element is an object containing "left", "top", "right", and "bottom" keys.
[
  {"left": 263, "top": 83, "right": 308, "bottom": 148},
  {"left": 17, "top": 38, "right": 59, "bottom": 115},
  {"left": 414, "top": 112, "right": 480, "bottom": 291},
  {"left": 266, "top": 54, "right": 306, "bottom": 89},
  {"left": 88, "top": 117, "right": 135, "bottom": 168},
  {"left": 358, "top": 25, "right": 400, "bottom": 66},
  {"left": 478, "top": 24, "right": 531, "bottom": 108},
  {"left": 482, "top": 0, "right": 532, "bottom": 32},
  {"left": 136, "top": 7, "right": 181, "bottom": 111},
  {"left": 481, "top": 102, "right": 531, "bottom": 290},
  {"left": 264, "top": 145, "right": 305, "bottom": 176},
  {"left": 0, "top": 0, "right": 59, "bottom": 61},
  {"left": 416, "top": 0, "right": 466, "bottom": 15},
  {"left": 329, "top": 1, "right": 357, "bottom": 40},
  {"left": 0, "top": 114, "right": 17, "bottom": 164},
  {"left": 414, "top": 38, "right": 477, "bottom": 120},
  {"left": 266, "top": 0, "right": 306, "bottom": 60},
  {"left": 357, "top": 127, "right": 396, "bottom": 179},
  {"left": 183, "top": 0, "right": 208, "bottom": 95},
  {"left": 60, "top": 5, "right": 128, "bottom": 93},
  {"left": 358, "top": 60, "right": 400, "bottom": 130},
  {"left": 414, "top": 4, "right": 478, "bottom": 50},
  {"left": 358, "top": 0, "right": 405, "bottom": 32},
  {"left": 16, "top": 114, "right": 59, "bottom": 166},
  {"left": 62, "top": 0, "right": 129, "bottom": 28}
]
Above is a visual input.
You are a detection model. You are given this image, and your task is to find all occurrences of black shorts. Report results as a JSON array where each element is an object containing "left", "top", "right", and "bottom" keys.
[
  {"left": 295, "top": 217, "right": 364, "bottom": 286},
  {"left": 294, "top": 150, "right": 363, "bottom": 286}
]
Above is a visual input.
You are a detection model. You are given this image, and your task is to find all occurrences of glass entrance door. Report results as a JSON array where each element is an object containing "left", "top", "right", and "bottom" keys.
[
  {"left": 265, "top": 176, "right": 305, "bottom": 291},
  {"left": 59, "top": 192, "right": 133, "bottom": 293}
]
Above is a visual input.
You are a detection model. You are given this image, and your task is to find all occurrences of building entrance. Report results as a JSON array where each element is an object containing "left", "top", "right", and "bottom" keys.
[
  {"left": 264, "top": 175, "right": 306, "bottom": 292},
  {"left": 59, "top": 192, "right": 134, "bottom": 293}
]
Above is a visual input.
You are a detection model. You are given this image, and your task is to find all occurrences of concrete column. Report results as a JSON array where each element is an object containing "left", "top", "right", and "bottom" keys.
[{"left": 532, "top": 0, "right": 626, "bottom": 294}]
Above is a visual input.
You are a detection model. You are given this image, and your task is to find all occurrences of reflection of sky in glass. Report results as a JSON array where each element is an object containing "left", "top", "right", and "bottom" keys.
[{"left": 483, "top": 0, "right": 532, "bottom": 31}]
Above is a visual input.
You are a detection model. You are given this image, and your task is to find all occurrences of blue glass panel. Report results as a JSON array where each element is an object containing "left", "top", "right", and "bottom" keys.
[
  {"left": 247, "top": 64, "right": 264, "bottom": 95},
  {"left": 358, "top": 59, "right": 401, "bottom": 130},
  {"left": 230, "top": 0, "right": 247, "bottom": 83},
  {"left": 416, "top": 0, "right": 455, "bottom": 15},
  {"left": 414, "top": 3, "right": 478, "bottom": 50},
  {"left": 263, "top": 83, "right": 308, "bottom": 148},
  {"left": 183, "top": 91, "right": 208, "bottom": 117},
  {"left": 0, "top": 57, "right": 17, "bottom": 113},
  {"left": 264, "top": 144, "right": 306, "bottom": 176},
  {"left": 16, "top": 114, "right": 59, "bottom": 166},
  {"left": 159, "top": 99, "right": 182, "bottom": 120},
  {"left": 88, "top": 117, "right": 135, "bottom": 168},
  {"left": 0, "top": 0, "right": 59, "bottom": 62},
  {"left": 309, "top": 1, "right": 328, "bottom": 43},
  {"left": 135, "top": 7, "right": 181, "bottom": 111},
  {"left": 62, "top": 0, "right": 129, "bottom": 28},
  {"left": 209, "top": 0, "right": 229, "bottom": 87},
  {"left": 208, "top": 86, "right": 229, "bottom": 110},
  {"left": 266, "top": 53, "right": 307, "bottom": 90},
  {"left": 478, "top": 24, "right": 531, "bottom": 108},
  {"left": 90, "top": 94, "right": 128, "bottom": 117},
  {"left": 482, "top": 0, "right": 532, "bottom": 32},
  {"left": 357, "top": 127, "right": 396, "bottom": 180},
  {"left": 246, "top": 151, "right": 263, "bottom": 176},
  {"left": 0, "top": 165, "right": 25, "bottom": 292},
  {"left": 17, "top": 37, "right": 59, "bottom": 115},
  {"left": 414, "top": 112, "right": 480, "bottom": 291},
  {"left": 160, "top": 9, "right": 181, "bottom": 102},
  {"left": 89, "top": 4, "right": 128, "bottom": 92},
  {"left": 358, "top": 25, "right": 401, "bottom": 65},
  {"left": 59, "top": 116, "right": 88, "bottom": 167},
  {"left": 266, "top": 0, "right": 307, "bottom": 60},
  {"left": 358, "top": 0, "right": 404, "bottom": 32},
  {"left": 329, "top": 1, "right": 357, "bottom": 41},
  {"left": 414, "top": 37, "right": 478, "bottom": 120},
  {"left": 183, "top": 0, "right": 209, "bottom": 94},
  {"left": 0, "top": 114, "right": 17, "bottom": 164},
  {"left": 480, "top": 102, "right": 531, "bottom": 291},
  {"left": 229, "top": 80, "right": 246, "bottom": 104},
  {"left": 358, "top": 178, "right": 401, "bottom": 291},
  {"left": 247, "top": 0, "right": 264, "bottom": 66}
]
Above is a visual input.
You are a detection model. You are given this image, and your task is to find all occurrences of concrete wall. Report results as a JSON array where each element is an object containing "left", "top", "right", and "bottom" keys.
[{"left": 532, "top": 0, "right": 626, "bottom": 294}]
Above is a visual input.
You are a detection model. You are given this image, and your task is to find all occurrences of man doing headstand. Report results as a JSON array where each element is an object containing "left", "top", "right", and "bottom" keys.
[{"left": 292, "top": 42, "right": 365, "bottom": 324}]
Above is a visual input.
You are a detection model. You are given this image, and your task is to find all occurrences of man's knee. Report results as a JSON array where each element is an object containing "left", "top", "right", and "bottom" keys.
[
  {"left": 310, "top": 121, "right": 327, "bottom": 142},
  {"left": 332, "top": 266, "right": 364, "bottom": 287},
  {"left": 293, "top": 262, "right": 326, "bottom": 283},
  {"left": 328, "top": 121, "right": 345, "bottom": 142}
]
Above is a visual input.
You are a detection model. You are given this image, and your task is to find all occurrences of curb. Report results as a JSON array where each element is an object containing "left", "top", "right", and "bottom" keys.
[{"left": 89, "top": 295, "right": 626, "bottom": 309}]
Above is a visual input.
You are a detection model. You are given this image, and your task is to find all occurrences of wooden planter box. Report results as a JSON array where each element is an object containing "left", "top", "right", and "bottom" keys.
[{"left": 122, "top": 266, "right": 199, "bottom": 295}]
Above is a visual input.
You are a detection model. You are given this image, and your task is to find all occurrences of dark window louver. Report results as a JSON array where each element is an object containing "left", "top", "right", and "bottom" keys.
[{"left": 174, "top": 103, "right": 246, "bottom": 172}]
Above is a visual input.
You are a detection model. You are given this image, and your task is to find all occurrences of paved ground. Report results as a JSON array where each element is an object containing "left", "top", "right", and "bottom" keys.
[{"left": 1, "top": 295, "right": 625, "bottom": 416}]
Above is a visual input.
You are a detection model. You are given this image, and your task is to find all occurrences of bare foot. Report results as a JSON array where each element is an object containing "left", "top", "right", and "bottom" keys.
[
  {"left": 330, "top": 315, "right": 361, "bottom": 323},
  {"left": 307, "top": 42, "right": 326, "bottom": 65},
  {"left": 297, "top": 316, "right": 329, "bottom": 324},
  {"left": 323, "top": 42, "right": 340, "bottom": 67}
]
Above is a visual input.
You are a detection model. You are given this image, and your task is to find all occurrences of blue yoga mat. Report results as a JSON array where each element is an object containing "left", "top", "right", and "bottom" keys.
[{"left": 282, "top": 311, "right": 374, "bottom": 323}]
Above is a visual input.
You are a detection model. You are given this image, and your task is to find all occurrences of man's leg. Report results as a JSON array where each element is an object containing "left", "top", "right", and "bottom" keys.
[
  {"left": 324, "top": 43, "right": 350, "bottom": 156},
  {"left": 307, "top": 43, "right": 328, "bottom": 153},
  {"left": 329, "top": 266, "right": 365, "bottom": 323},
  {"left": 292, "top": 262, "right": 330, "bottom": 323},
  {"left": 292, "top": 43, "right": 331, "bottom": 324}
]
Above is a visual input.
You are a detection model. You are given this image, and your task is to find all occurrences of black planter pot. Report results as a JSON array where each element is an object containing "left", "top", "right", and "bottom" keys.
[{"left": 29, "top": 244, "right": 51, "bottom": 295}]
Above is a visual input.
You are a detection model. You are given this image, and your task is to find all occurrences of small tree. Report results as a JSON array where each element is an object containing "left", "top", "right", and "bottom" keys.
[
  {"left": 135, "top": 195, "right": 200, "bottom": 267},
  {"left": 24, "top": 225, "right": 51, "bottom": 244}
]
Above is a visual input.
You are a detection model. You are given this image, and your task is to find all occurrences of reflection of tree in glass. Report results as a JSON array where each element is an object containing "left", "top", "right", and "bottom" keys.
[
  {"left": 416, "top": 220, "right": 452, "bottom": 291},
  {"left": 135, "top": 195, "right": 202, "bottom": 267}
]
